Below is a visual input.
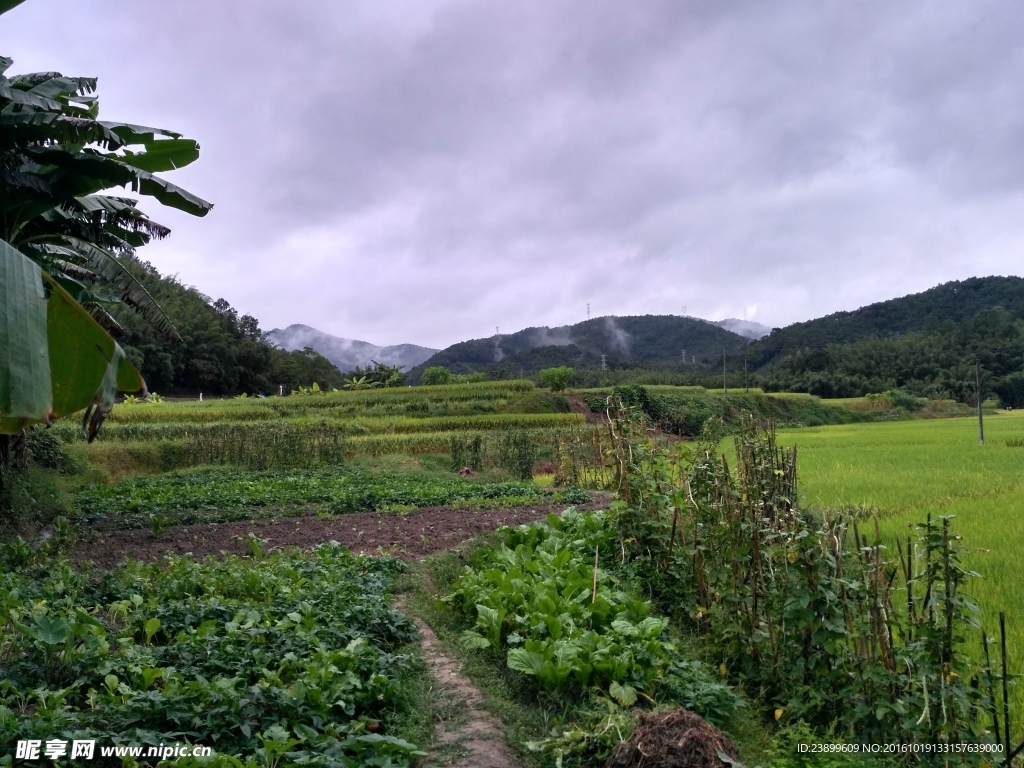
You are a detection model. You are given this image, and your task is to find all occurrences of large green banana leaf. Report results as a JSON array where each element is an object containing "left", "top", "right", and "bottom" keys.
[{"left": 0, "top": 238, "right": 144, "bottom": 436}]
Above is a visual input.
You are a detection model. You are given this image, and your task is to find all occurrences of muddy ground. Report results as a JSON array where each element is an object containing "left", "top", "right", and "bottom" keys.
[{"left": 72, "top": 494, "right": 613, "bottom": 569}]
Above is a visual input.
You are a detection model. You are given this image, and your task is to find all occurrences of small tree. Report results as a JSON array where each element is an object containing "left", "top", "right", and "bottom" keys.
[
  {"left": 420, "top": 366, "right": 453, "bottom": 386},
  {"left": 538, "top": 366, "right": 573, "bottom": 392}
]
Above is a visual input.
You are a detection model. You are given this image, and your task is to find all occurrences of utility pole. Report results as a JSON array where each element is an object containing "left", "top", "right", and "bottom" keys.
[
  {"left": 977, "top": 360, "right": 985, "bottom": 446},
  {"left": 723, "top": 346, "right": 727, "bottom": 394}
]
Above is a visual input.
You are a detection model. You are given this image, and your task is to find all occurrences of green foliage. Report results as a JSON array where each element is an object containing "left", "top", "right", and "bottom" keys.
[
  {"left": 589, "top": 385, "right": 867, "bottom": 436},
  {"left": 410, "top": 315, "right": 747, "bottom": 380},
  {"left": 109, "top": 257, "right": 344, "bottom": 396},
  {"left": 340, "top": 376, "right": 378, "bottom": 391},
  {"left": 757, "top": 303, "right": 1024, "bottom": 403},
  {"left": 0, "top": 52, "right": 216, "bottom": 435},
  {"left": 420, "top": 366, "right": 453, "bottom": 386},
  {"left": 340, "top": 361, "right": 407, "bottom": 389},
  {"left": 447, "top": 511, "right": 671, "bottom": 697},
  {"left": 74, "top": 467, "right": 579, "bottom": 528},
  {"left": 863, "top": 389, "right": 926, "bottom": 411},
  {"left": 538, "top": 366, "right": 573, "bottom": 392},
  {"left": 750, "top": 276, "right": 1024, "bottom": 370},
  {"left": 449, "top": 434, "right": 483, "bottom": 472},
  {"left": 441, "top": 509, "right": 740, "bottom": 765},
  {"left": 0, "top": 545, "right": 426, "bottom": 766},
  {"left": 451, "top": 371, "right": 488, "bottom": 384},
  {"left": 994, "top": 372, "right": 1024, "bottom": 408},
  {"left": 24, "top": 428, "right": 76, "bottom": 473},
  {"left": 607, "top": 412, "right": 995, "bottom": 753},
  {"left": 497, "top": 430, "right": 538, "bottom": 480}
]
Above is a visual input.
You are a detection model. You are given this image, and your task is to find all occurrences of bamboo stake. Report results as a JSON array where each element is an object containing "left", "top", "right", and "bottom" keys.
[
  {"left": 983, "top": 628, "right": 1002, "bottom": 749},
  {"left": 1001, "top": 612, "right": 1010, "bottom": 758}
]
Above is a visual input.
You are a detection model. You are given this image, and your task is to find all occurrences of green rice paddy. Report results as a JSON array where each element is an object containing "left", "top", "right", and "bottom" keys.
[{"left": 776, "top": 411, "right": 1024, "bottom": 712}]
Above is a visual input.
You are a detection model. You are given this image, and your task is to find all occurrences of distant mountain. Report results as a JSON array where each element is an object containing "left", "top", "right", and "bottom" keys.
[
  {"left": 713, "top": 318, "right": 771, "bottom": 339},
  {"left": 267, "top": 324, "right": 438, "bottom": 372},
  {"left": 748, "top": 276, "right": 1024, "bottom": 370},
  {"left": 409, "top": 315, "right": 748, "bottom": 381}
]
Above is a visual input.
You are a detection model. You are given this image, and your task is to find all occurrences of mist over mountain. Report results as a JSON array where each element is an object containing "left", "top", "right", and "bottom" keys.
[
  {"left": 267, "top": 325, "right": 438, "bottom": 372},
  {"left": 712, "top": 318, "right": 772, "bottom": 340},
  {"left": 409, "top": 315, "right": 748, "bottom": 380}
]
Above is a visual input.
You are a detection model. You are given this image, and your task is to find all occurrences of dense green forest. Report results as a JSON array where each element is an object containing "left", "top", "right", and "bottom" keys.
[
  {"left": 744, "top": 277, "right": 1024, "bottom": 404},
  {"left": 111, "top": 256, "right": 344, "bottom": 396},
  {"left": 409, "top": 315, "right": 746, "bottom": 382},
  {"left": 110, "top": 267, "right": 1024, "bottom": 404},
  {"left": 748, "top": 276, "right": 1024, "bottom": 367},
  {"left": 757, "top": 306, "right": 1024, "bottom": 404}
]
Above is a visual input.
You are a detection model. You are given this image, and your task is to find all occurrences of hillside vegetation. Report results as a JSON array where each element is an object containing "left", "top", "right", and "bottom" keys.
[
  {"left": 410, "top": 315, "right": 747, "bottom": 381},
  {"left": 747, "top": 277, "right": 1024, "bottom": 403},
  {"left": 750, "top": 276, "right": 1024, "bottom": 365},
  {"left": 109, "top": 255, "right": 344, "bottom": 396}
]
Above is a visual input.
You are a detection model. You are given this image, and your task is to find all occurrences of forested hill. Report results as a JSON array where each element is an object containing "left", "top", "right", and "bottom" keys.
[
  {"left": 409, "top": 315, "right": 747, "bottom": 381},
  {"left": 747, "top": 275, "right": 1024, "bottom": 404},
  {"left": 110, "top": 256, "right": 344, "bottom": 396},
  {"left": 748, "top": 276, "right": 1024, "bottom": 369}
]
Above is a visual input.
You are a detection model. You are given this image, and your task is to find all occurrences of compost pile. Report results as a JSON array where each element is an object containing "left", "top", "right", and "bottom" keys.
[{"left": 606, "top": 709, "right": 740, "bottom": 768}]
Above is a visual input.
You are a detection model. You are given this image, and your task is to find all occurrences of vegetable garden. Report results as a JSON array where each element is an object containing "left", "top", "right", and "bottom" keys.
[{"left": 3, "top": 382, "right": 1022, "bottom": 766}]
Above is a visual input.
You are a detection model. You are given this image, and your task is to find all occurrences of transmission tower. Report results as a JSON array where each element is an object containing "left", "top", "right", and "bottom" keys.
[
  {"left": 587, "top": 302, "right": 590, "bottom": 320},
  {"left": 600, "top": 354, "right": 607, "bottom": 371}
]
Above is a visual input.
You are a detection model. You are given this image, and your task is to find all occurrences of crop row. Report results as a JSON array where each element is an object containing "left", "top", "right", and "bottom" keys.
[
  {"left": 74, "top": 425, "right": 587, "bottom": 473},
  {"left": 74, "top": 467, "right": 590, "bottom": 528},
  {"left": 441, "top": 508, "right": 740, "bottom": 762},
  {"left": 57, "top": 413, "right": 583, "bottom": 443},
  {"left": 107, "top": 381, "right": 537, "bottom": 424},
  {"left": 0, "top": 545, "right": 425, "bottom": 766}
]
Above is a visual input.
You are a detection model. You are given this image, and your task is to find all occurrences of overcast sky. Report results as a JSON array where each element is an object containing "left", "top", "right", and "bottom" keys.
[{"left": 5, "top": 1, "right": 1024, "bottom": 349}]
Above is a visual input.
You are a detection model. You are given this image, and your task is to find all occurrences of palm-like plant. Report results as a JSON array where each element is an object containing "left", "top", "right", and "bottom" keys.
[
  {"left": 0, "top": 41, "right": 212, "bottom": 438},
  {"left": 342, "top": 376, "right": 380, "bottom": 391}
]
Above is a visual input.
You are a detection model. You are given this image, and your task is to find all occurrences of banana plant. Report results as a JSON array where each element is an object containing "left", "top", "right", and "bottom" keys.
[
  {"left": 0, "top": 26, "right": 211, "bottom": 438},
  {"left": 1, "top": 238, "right": 143, "bottom": 437}
]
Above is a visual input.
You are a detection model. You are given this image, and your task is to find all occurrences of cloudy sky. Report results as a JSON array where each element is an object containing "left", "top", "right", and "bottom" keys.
[{"left": 4, "top": 1, "right": 1024, "bottom": 349}]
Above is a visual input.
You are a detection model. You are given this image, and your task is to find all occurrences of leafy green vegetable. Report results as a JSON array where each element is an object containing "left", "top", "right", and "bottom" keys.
[
  {"left": 75, "top": 467, "right": 588, "bottom": 527},
  {"left": 0, "top": 545, "right": 425, "bottom": 766}
]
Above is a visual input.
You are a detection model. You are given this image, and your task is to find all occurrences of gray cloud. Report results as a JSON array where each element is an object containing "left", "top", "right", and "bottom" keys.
[{"left": 4, "top": 1, "right": 1024, "bottom": 348}]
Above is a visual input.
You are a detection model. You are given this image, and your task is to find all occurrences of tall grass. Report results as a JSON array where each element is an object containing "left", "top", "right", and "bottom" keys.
[
  {"left": 107, "top": 381, "right": 537, "bottom": 424},
  {"left": 73, "top": 425, "right": 589, "bottom": 473},
  {"left": 57, "top": 413, "right": 583, "bottom": 443}
]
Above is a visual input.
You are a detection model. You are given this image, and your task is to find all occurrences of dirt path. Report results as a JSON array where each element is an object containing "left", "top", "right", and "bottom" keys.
[
  {"left": 411, "top": 613, "right": 523, "bottom": 768},
  {"left": 72, "top": 495, "right": 613, "bottom": 569}
]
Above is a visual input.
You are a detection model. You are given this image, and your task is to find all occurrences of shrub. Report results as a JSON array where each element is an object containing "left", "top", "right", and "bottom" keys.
[
  {"left": 420, "top": 366, "right": 453, "bottom": 385},
  {"left": 538, "top": 366, "right": 574, "bottom": 392}
]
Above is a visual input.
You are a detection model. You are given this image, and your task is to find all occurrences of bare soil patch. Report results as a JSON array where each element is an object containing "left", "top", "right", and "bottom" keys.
[
  {"left": 567, "top": 393, "right": 607, "bottom": 424},
  {"left": 72, "top": 495, "right": 612, "bottom": 569}
]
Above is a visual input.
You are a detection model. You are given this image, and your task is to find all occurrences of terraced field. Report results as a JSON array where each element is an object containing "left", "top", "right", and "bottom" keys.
[{"left": 61, "top": 381, "right": 590, "bottom": 473}]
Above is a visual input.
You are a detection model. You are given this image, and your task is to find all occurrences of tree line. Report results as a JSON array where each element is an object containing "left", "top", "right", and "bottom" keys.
[{"left": 111, "top": 255, "right": 344, "bottom": 396}]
